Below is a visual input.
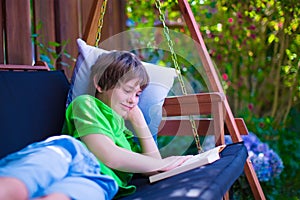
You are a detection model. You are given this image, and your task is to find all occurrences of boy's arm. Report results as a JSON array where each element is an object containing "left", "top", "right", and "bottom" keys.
[
  {"left": 81, "top": 134, "right": 190, "bottom": 174},
  {"left": 126, "top": 106, "right": 161, "bottom": 159}
]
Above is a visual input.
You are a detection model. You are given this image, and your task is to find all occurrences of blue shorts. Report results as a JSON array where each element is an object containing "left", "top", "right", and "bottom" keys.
[{"left": 0, "top": 135, "right": 118, "bottom": 200}]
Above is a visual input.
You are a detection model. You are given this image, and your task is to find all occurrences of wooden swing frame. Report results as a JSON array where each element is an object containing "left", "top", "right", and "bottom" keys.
[{"left": 83, "top": 0, "right": 266, "bottom": 200}]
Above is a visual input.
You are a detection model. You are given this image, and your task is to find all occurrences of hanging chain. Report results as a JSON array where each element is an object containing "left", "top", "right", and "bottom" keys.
[
  {"left": 95, "top": 0, "right": 108, "bottom": 47},
  {"left": 155, "top": 0, "right": 203, "bottom": 153},
  {"left": 155, "top": 0, "right": 187, "bottom": 95}
]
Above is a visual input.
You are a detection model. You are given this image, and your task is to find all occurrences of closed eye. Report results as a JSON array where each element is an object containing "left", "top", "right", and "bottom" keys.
[
  {"left": 136, "top": 92, "right": 142, "bottom": 97},
  {"left": 124, "top": 89, "right": 131, "bottom": 93}
]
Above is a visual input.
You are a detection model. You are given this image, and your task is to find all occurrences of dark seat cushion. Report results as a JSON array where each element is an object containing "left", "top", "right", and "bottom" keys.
[
  {"left": 0, "top": 70, "right": 70, "bottom": 158},
  {"left": 120, "top": 142, "right": 248, "bottom": 200}
]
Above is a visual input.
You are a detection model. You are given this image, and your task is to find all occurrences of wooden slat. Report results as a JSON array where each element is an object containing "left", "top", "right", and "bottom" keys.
[
  {"left": 213, "top": 99, "right": 225, "bottom": 146},
  {"left": 54, "top": 0, "right": 79, "bottom": 79},
  {"left": 0, "top": 62, "right": 50, "bottom": 71},
  {"left": 158, "top": 118, "right": 248, "bottom": 136},
  {"left": 162, "top": 92, "right": 226, "bottom": 146},
  {"left": 79, "top": 0, "right": 96, "bottom": 38},
  {"left": 164, "top": 92, "right": 225, "bottom": 104},
  {"left": 33, "top": 0, "right": 56, "bottom": 64},
  {"left": 5, "top": 0, "right": 32, "bottom": 65},
  {"left": 163, "top": 93, "right": 225, "bottom": 116},
  {"left": 102, "top": 0, "right": 127, "bottom": 48},
  {"left": 0, "top": 0, "right": 4, "bottom": 63},
  {"left": 82, "top": 0, "right": 127, "bottom": 49}
]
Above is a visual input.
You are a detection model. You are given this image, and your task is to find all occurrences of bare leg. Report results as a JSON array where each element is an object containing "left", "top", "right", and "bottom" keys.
[
  {"left": 34, "top": 193, "right": 71, "bottom": 200},
  {"left": 0, "top": 177, "right": 28, "bottom": 200}
]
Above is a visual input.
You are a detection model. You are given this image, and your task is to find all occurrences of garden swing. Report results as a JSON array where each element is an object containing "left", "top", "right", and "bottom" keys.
[
  {"left": 82, "top": 0, "right": 265, "bottom": 199},
  {"left": 0, "top": 0, "right": 264, "bottom": 199}
]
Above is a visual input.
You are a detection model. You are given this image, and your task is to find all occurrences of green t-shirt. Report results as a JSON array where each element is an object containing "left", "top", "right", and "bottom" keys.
[{"left": 62, "top": 95, "right": 141, "bottom": 198}]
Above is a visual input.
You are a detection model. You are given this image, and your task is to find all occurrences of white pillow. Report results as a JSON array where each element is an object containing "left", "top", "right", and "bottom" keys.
[{"left": 67, "top": 38, "right": 177, "bottom": 140}]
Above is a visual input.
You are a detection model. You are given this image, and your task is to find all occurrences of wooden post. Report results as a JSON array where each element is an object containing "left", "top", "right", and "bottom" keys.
[
  {"left": 33, "top": 0, "right": 56, "bottom": 66},
  {"left": 54, "top": 0, "right": 80, "bottom": 78},
  {"left": 177, "top": 0, "right": 266, "bottom": 199},
  {"left": 5, "top": 0, "right": 32, "bottom": 65},
  {"left": 0, "top": 0, "right": 4, "bottom": 63}
]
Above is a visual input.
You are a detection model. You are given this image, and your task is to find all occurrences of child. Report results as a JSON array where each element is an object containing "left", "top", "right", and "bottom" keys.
[
  {"left": 63, "top": 51, "right": 190, "bottom": 198},
  {"left": 0, "top": 51, "right": 189, "bottom": 200}
]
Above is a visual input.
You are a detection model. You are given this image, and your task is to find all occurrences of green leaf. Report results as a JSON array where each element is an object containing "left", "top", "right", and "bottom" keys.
[
  {"left": 268, "top": 33, "right": 276, "bottom": 44},
  {"left": 59, "top": 61, "right": 70, "bottom": 67},
  {"left": 46, "top": 47, "right": 56, "bottom": 53},
  {"left": 39, "top": 54, "right": 51, "bottom": 64},
  {"left": 36, "top": 21, "right": 43, "bottom": 30},
  {"left": 31, "top": 33, "right": 39, "bottom": 38},
  {"left": 48, "top": 41, "right": 61, "bottom": 47}
]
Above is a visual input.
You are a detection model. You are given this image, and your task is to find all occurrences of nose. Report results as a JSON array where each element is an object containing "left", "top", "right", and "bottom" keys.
[{"left": 128, "top": 93, "right": 138, "bottom": 104}]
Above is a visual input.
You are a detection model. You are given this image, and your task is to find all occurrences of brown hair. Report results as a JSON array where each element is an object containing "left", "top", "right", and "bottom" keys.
[{"left": 88, "top": 51, "right": 149, "bottom": 95}]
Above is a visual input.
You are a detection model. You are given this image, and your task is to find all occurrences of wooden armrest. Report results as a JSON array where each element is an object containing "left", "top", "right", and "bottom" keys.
[
  {"left": 0, "top": 62, "right": 50, "bottom": 71},
  {"left": 158, "top": 118, "right": 248, "bottom": 136},
  {"left": 163, "top": 92, "right": 225, "bottom": 116},
  {"left": 160, "top": 93, "right": 248, "bottom": 138}
]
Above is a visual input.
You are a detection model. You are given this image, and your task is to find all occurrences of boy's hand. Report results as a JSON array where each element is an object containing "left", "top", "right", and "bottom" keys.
[
  {"left": 159, "top": 156, "right": 193, "bottom": 172},
  {"left": 126, "top": 105, "right": 145, "bottom": 125}
]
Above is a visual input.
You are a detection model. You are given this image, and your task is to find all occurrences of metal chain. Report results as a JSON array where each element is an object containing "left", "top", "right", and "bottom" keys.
[
  {"left": 155, "top": 0, "right": 203, "bottom": 153},
  {"left": 95, "top": 0, "right": 108, "bottom": 47}
]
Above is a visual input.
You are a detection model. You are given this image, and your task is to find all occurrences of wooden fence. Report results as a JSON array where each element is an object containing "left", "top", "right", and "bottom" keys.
[{"left": 0, "top": 0, "right": 126, "bottom": 79}]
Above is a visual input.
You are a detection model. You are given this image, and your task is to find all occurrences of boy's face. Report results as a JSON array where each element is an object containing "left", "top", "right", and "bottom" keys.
[{"left": 99, "top": 78, "right": 142, "bottom": 118}]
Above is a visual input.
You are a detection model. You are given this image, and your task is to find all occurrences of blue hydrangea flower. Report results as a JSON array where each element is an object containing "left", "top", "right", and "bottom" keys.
[{"left": 204, "top": 132, "right": 284, "bottom": 182}]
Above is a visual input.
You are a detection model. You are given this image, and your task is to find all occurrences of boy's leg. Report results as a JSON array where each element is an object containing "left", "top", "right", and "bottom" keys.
[
  {"left": 43, "top": 136, "right": 119, "bottom": 200},
  {"left": 43, "top": 176, "right": 108, "bottom": 200},
  {"left": 0, "top": 143, "right": 72, "bottom": 199},
  {"left": 0, "top": 177, "right": 28, "bottom": 200}
]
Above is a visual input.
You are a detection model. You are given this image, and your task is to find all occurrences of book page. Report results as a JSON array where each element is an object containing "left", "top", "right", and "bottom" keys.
[
  {"left": 149, "top": 145, "right": 226, "bottom": 183},
  {"left": 181, "top": 144, "right": 226, "bottom": 166}
]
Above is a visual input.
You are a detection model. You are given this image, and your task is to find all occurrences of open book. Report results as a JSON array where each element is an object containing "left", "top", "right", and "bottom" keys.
[{"left": 149, "top": 145, "right": 226, "bottom": 183}]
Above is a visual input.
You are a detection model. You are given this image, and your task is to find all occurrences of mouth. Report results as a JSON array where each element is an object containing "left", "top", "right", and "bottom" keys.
[{"left": 121, "top": 104, "right": 133, "bottom": 111}]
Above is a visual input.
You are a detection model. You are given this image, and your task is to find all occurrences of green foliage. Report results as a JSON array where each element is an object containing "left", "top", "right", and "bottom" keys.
[
  {"left": 240, "top": 107, "right": 300, "bottom": 199},
  {"left": 196, "top": 0, "right": 300, "bottom": 127},
  {"left": 126, "top": 0, "right": 300, "bottom": 199},
  {"left": 31, "top": 22, "right": 74, "bottom": 70}
]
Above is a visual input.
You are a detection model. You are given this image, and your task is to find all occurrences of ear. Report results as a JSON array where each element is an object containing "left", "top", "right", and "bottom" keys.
[{"left": 93, "top": 76, "right": 102, "bottom": 93}]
